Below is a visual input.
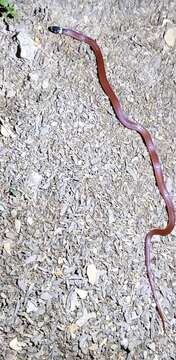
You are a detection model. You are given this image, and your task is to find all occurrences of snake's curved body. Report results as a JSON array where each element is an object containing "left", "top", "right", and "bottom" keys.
[{"left": 49, "top": 26, "right": 175, "bottom": 330}]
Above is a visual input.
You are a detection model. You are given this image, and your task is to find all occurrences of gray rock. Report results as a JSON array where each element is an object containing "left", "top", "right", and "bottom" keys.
[{"left": 17, "top": 30, "right": 37, "bottom": 61}]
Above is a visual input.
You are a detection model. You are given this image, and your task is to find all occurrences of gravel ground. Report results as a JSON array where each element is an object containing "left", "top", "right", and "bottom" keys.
[{"left": 0, "top": 1, "right": 176, "bottom": 359}]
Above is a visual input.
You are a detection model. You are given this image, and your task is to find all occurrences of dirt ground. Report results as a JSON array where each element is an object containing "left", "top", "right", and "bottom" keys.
[{"left": 0, "top": 1, "right": 176, "bottom": 359}]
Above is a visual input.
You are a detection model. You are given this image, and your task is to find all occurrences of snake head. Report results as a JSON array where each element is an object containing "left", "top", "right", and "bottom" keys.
[{"left": 48, "top": 26, "right": 63, "bottom": 34}]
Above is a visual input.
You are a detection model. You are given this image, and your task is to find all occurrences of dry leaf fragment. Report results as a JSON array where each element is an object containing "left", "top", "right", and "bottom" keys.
[
  {"left": 34, "top": 35, "right": 41, "bottom": 47},
  {"left": 89, "top": 344, "right": 98, "bottom": 352},
  {"left": 54, "top": 270, "right": 64, "bottom": 277},
  {"left": 87, "top": 264, "right": 97, "bottom": 285},
  {"left": 67, "top": 323, "right": 79, "bottom": 334}
]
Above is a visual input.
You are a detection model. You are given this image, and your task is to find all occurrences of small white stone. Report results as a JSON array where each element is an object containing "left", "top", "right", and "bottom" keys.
[
  {"left": 120, "top": 337, "right": 128, "bottom": 350},
  {"left": 164, "top": 27, "right": 176, "bottom": 47},
  {"left": 42, "top": 78, "right": 49, "bottom": 89},
  {"left": 1, "top": 125, "right": 9, "bottom": 137},
  {"left": 87, "top": 264, "right": 97, "bottom": 285},
  {"left": 26, "top": 300, "right": 38, "bottom": 313},
  {"left": 11, "top": 209, "right": 18, "bottom": 218},
  {"left": 40, "top": 126, "right": 49, "bottom": 136},
  {"left": 6, "top": 89, "right": 16, "bottom": 98},
  {"left": 147, "top": 342, "right": 156, "bottom": 352},
  {"left": 17, "top": 31, "right": 38, "bottom": 61},
  {"left": 57, "top": 257, "right": 64, "bottom": 265},
  {"left": 76, "top": 308, "right": 96, "bottom": 327},
  {"left": 28, "top": 172, "right": 42, "bottom": 189},
  {"left": 15, "top": 219, "right": 21, "bottom": 233},
  {"left": 4, "top": 242, "right": 12, "bottom": 255},
  {"left": 108, "top": 208, "right": 115, "bottom": 224},
  {"left": 69, "top": 292, "right": 79, "bottom": 312},
  {"left": 5, "top": 231, "right": 16, "bottom": 240},
  {"left": 9, "top": 337, "right": 24, "bottom": 352},
  {"left": 0, "top": 202, "right": 7, "bottom": 213},
  {"left": 54, "top": 227, "right": 63, "bottom": 235},
  {"left": 126, "top": 296, "right": 131, "bottom": 304},
  {"left": 75, "top": 288, "right": 88, "bottom": 300},
  {"left": 27, "top": 216, "right": 33, "bottom": 225},
  {"left": 92, "top": 247, "right": 98, "bottom": 255},
  {"left": 28, "top": 71, "right": 39, "bottom": 82},
  {"left": 1, "top": 124, "right": 16, "bottom": 138},
  {"left": 166, "top": 177, "right": 173, "bottom": 193}
]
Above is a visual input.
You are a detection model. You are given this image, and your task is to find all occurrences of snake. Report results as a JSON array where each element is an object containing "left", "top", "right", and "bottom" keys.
[{"left": 48, "top": 25, "right": 175, "bottom": 331}]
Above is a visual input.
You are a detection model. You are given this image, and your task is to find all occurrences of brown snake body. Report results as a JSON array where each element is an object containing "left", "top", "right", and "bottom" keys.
[{"left": 49, "top": 26, "right": 175, "bottom": 331}]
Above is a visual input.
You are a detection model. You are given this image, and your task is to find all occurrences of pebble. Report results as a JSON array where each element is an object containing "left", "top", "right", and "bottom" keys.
[
  {"left": 42, "top": 78, "right": 49, "bottom": 89},
  {"left": 54, "top": 227, "right": 63, "bottom": 235},
  {"left": 15, "top": 219, "right": 21, "bottom": 233},
  {"left": 57, "top": 257, "right": 64, "bottom": 265},
  {"left": 27, "top": 216, "right": 33, "bottom": 225},
  {"left": 11, "top": 209, "right": 18, "bottom": 218},
  {"left": 9, "top": 337, "right": 24, "bottom": 352},
  {"left": 18, "top": 278, "right": 28, "bottom": 292},
  {"left": 147, "top": 342, "right": 156, "bottom": 352},
  {"left": 6, "top": 88, "right": 16, "bottom": 98},
  {"left": 87, "top": 263, "right": 97, "bottom": 285},
  {"left": 120, "top": 337, "right": 129, "bottom": 350},
  {"left": 40, "top": 292, "right": 52, "bottom": 301},
  {"left": 67, "top": 323, "right": 79, "bottom": 334},
  {"left": 70, "top": 292, "right": 79, "bottom": 312},
  {"left": 75, "top": 288, "right": 88, "bottom": 300},
  {"left": 79, "top": 335, "right": 88, "bottom": 354},
  {"left": 3, "top": 242, "right": 11, "bottom": 255},
  {"left": 76, "top": 308, "right": 96, "bottom": 327},
  {"left": 40, "top": 126, "right": 49, "bottom": 136},
  {"left": 108, "top": 208, "right": 115, "bottom": 224},
  {"left": 28, "top": 71, "right": 39, "bottom": 82},
  {"left": 26, "top": 300, "right": 38, "bottom": 313},
  {"left": 143, "top": 350, "right": 148, "bottom": 359},
  {"left": 25, "top": 254, "right": 37, "bottom": 264},
  {"left": 5, "top": 231, "right": 16, "bottom": 240},
  {"left": 1, "top": 124, "right": 16, "bottom": 138},
  {"left": 166, "top": 177, "right": 173, "bottom": 193},
  {"left": 164, "top": 27, "right": 176, "bottom": 47},
  {"left": 17, "top": 31, "right": 38, "bottom": 61},
  {"left": 28, "top": 172, "right": 42, "bottom": 189},
  {"left": 0, "top": 202, "right": 7, "bottom": 213}
]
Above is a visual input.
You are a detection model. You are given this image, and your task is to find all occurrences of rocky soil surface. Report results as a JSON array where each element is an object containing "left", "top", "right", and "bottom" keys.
[{"left": 0, "top": 1, "right": 176, "bottom": 359}]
